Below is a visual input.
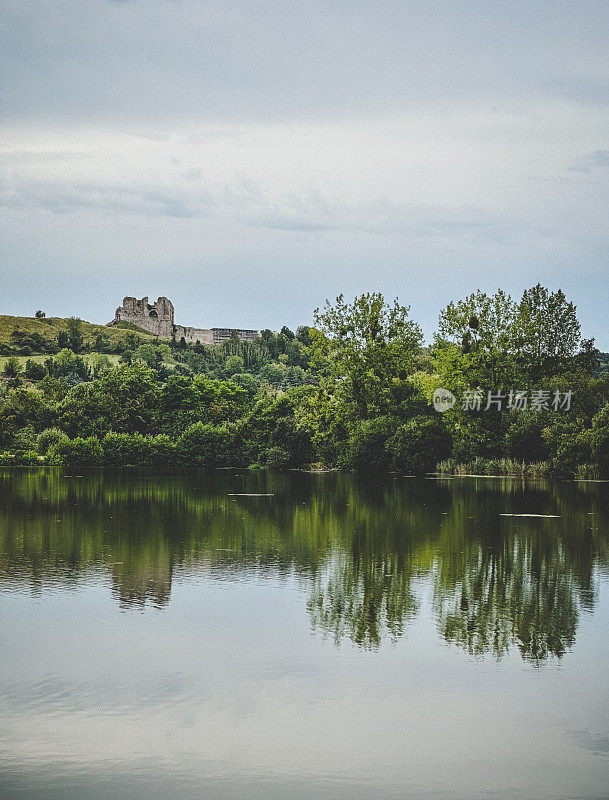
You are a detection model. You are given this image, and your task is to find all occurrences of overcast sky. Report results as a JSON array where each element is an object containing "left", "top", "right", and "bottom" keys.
[{"left": 1, "top": 0, "right": 608, "bottom": 345}]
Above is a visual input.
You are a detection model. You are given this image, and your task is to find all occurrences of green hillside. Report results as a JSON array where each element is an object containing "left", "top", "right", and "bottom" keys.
[{"left": 0, "top": 314, "right": 157, "bottom": 349}]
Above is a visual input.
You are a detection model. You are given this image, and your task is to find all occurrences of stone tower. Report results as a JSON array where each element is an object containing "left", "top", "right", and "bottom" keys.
[{"left": 111, "top": 296, "right": 175, "bottom": 337}]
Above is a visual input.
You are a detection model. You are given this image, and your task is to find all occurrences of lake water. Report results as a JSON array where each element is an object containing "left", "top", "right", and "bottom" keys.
[{"left": 1, "top": 469, "right": 608, "bottom": 800}]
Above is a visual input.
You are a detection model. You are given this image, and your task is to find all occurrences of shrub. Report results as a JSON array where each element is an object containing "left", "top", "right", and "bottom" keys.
[
  {"left": 14, "top": 450, "right": 40, "bottom": 466},
  {"left": 177, "top": 422, "right": 243, "bottom": 467},
  {"left": 260, "top": 446, "right": 291, "bottom": 470},
  {"left": 505, "top": 413, "right": 548, "bottom": 462},
  {"left": 24, "top": 360, "right": 48, "bottom": 381},
  {"left": 591, "top": 404, "right": 609, "bottom": 476},
  {"left": 268, "top": 417, "right": 314, "bottom": 467},
  {"left": 575, "top": 463, "right": 600, "bottom": 480},
  {"left": 48, "top": 436, "right": 103, "bottom": 466},
  {"left": 528, "top": 462, "right": 550, "bottom": 478},
  {"left": 390, "top": 415, "right": 452, "bottom": 474},
  {"left": 37, "top": 427, "right": 69, "bottom": 455},
  {"left": 549, "top": 430, "right": 593, "bottom": 477},
  {"left": 340, "top": 417, "right": 394, "bottom": 471},
  {"left": 12, "top": 425, "right": 38, "bottom": 453},
  {"left": 3, "top": 357, "right": 22, "bottom": 379},
  {"left": 101, "top": 432, "right": 176, "bottom": 467}
]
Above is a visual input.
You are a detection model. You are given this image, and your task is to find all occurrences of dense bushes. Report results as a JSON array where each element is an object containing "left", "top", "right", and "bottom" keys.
[
  {"left": 177, "top": 422, "right": 244, "bottom": 467},
  {"left": 48, "top": 436, "right": 104, "bottom": 467},
  {"left": 591, "top": 405, "right": 609, "bottom": 475},
  {"left": 101, "top": 432, "right": 175, "bottom": 468},
  {"left": 504, "top": 412, "right": 548, "bottom": 462},
  {"left": 390, "top": 416, "right": 452, "bottom": 474},
  {"left": 341, "top": 417, "right": 395, "bottom": 472},
  {"left": 0, "top": 450, "right": 39, "bottom": 466},
  {"left": 340, "top": 415, "right": 451, "bottom": 473}
]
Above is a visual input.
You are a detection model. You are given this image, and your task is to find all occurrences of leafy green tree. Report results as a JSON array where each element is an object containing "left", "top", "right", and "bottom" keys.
[
  {"left": 230, "top": 372, "right": 261, "bottom": 397},
  {"left": 438, "top": 289, "right": 517, "bottom": 352},
  {"left": 135, "top": 343, "right": 161, "bottom": 367},
  {"left": 341, "top": 417, "right": 394, "bottom": 472},
  {"left": 542, "top": 419, "right": 593, "bottom": 476},
  {"left": 260, "top": 446, "right": 291, "bottom": 469},
  {"left": 244, "top": 392, "right": 315, "bottom": 467},
  {"left": 504, "top": 412, "right": 549, "bottom": 462},
  {"left": 24, "top": 359, "right": 47, "bottom": 381},
  {"left": 177, "top": 422, "right": 242, "bottom": 466},
  {"left": 101, "top": 431, "right": 176, "bottom": 467},
  {"left": 224, "top": 354, "right": 245, "bottom": 376},
  {"left": 259, "top": 361, "right": 289, "bottom": 387},
  {"left": 89, "top": 354, "right": 112, "bottom": 377},
  {"left": 516, "top": 284, "right": 582, "bottom": 381},
  {"left": 435, "top": 289, "right": 522, "bottom": 393},
  {"left": 591, "top": 405, "right": 609, "bottom": 476},
  {"left": 59, "top": 363, "right": 159, "bottom": 438},
  {"left": 296, "top": 326, "right": 312, "bottom": 346},
  {"left": 35, "top": 310, "right": 45, "bottom": 319},
  {"left": 3, "top": 356, "right": 23, "bottom": 379},
  {"left": 37, "top": 427, "right": 69, "bottom": 455},
  {"left": 121, "top": 332, "right": 142, "bottom": 351},
  {"left": 312, "top": 293, "right": 423, "bottom": 423},
  {"left": 94, "top": 332, "right": 112, "bottom": 352},
  {"left": 49, "top": 349, "right": 91, "bottom": 381},
  {"left": 66, "top": 317, "right": 84, "bottom": 353}
]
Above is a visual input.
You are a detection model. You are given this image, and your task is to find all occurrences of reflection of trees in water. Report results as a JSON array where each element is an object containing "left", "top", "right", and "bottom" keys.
[
  {"left": 307, "top": 551, "right": 418, "bottom": 649},
  {"left": 109, "top": 541, "right": 173, "bottom": 609},
  {"left": 433, "top": 540, "right": 578, "bottom": 662},
  {"left": 0, "top": 469, "right": 607, "bottom": 659}
]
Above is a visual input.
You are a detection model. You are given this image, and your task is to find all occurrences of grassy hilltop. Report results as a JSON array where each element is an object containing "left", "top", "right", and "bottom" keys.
[
  {"left": 0, "top": 314, "right": 156, "bottom": 348},
  {"left": 0, "top": 314, "right": 160, "bottom": 371}
]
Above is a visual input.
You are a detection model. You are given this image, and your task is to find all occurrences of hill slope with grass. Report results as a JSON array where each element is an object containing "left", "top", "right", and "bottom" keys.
[{"left": 0, "top": 314, "right": 157, "bottom": 349}]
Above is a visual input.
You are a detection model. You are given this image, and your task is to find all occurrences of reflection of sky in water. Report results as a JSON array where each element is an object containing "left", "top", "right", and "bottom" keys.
[{"left": 1, "top": 470, "right": 609, "bottom": 799}]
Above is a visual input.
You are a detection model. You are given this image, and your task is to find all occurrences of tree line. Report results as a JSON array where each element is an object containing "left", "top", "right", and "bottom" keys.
[{"left": 1, "top": 284, "right": 608, "bottom": 475}]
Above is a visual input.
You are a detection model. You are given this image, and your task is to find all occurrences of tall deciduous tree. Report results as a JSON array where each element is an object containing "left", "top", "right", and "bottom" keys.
[
  {"left": 516, "top": 284, "right": 583, "bottom": 380},
  {"left": 66, "top": 317, "right": 84, "bottom": 353},
  {"left": 434, "top": 289, "right": 522, "bottom": 396},
  {"left": 311, "top": 293, "right": 423, "bottom": 421}
]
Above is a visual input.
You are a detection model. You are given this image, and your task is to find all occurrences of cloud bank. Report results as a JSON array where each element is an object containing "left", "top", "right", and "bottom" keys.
[{"left": 1, "top": 1, "right": 608, "bottom": 343}]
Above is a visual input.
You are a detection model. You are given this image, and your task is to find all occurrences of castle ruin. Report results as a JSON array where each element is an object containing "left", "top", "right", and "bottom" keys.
[{"left": 108, "top": 296, "right": 259, "bottom": 345}]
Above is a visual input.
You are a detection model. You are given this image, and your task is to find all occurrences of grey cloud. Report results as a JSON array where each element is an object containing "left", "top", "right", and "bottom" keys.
[
  {"left": 0, "top": 150, "right": 93, "bottom": 165},
  {"left": 589, "top": 150, "right": 609, "bottom": 166},
  {"left": 551, "top": 77, "right": 609, "bottom": 108},
  {"left": 570, "top": 729, "right": 609, "bottom": 755},
  {"left": 0, "top": 172, "right": 499, "bottom": 240},
  {"left": 567, "top": 150, "right": 609, "bottom": 173},
  {"left": 245, "top": 218, "right": 339, "bottom": 233},
  {"left": 3, "top": 1, "right": 609, "bottom": 126},
  {"left": 0, "top": 179, "right": 200, "bottom": 218}
]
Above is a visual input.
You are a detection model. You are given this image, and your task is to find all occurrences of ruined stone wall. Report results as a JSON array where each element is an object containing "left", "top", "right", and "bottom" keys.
[
  {"left": 174, "top": 325, "right": 214, "bottom": 345},
  {"left": 108, "top": 295, "right": 258, "bottom": 344}
]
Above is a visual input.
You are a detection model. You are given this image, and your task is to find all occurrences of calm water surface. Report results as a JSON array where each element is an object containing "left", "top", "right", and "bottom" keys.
[{"left": 1, "top": 469, "right": 609, "bottom": 799}]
